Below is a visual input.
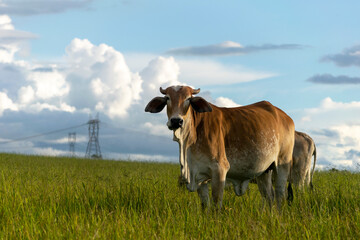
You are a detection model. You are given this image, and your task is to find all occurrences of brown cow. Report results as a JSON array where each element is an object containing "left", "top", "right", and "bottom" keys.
[
  {"left": 291, "top": 131, "right": 317, "bottom": 189},
  {"left": 145, "top": 86, "right": 295, "bottom": 209},
  {"left": 230, "top": 131, "right": 317, "bottom": 197}
]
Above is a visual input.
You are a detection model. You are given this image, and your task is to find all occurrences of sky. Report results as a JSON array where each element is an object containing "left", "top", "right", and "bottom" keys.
[{"left": 0, "top": 0, "right": 360, "bottom": 170}]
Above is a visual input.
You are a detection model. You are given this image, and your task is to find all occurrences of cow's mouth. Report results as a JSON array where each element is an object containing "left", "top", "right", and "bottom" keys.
[{"left": 168, "top": 126, "right": 181, "bottom": 130}]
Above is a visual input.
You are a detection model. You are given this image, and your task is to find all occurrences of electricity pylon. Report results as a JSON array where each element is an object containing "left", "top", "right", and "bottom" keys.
[
  {"left": 68, "top": 132, "right": 76, "bottom": 157},
  {"left": 85, "top": 114, "right": 102, "bottom": 159}
]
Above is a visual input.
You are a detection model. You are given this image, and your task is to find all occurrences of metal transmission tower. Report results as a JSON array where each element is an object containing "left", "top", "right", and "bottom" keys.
[
  {"left": 68, "top": 132, "right": 76, "bottom": 157},
  {"left": 85, "top": 114, "right": 102, "bottom": 159}
]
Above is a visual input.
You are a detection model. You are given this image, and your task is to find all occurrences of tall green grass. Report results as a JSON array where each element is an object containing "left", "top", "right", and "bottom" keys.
[{"left": 0, "top": 153, "right": 359, "bottom": 239}]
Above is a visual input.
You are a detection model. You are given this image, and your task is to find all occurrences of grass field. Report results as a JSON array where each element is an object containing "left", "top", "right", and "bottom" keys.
[{"left": 0, "top": 153, "right": 359, "bottom": 239}]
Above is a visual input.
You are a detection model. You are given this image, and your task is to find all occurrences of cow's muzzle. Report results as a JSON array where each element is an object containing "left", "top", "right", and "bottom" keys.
[{"left": 168, "top": 117, "right": 183, "bottom": 130}]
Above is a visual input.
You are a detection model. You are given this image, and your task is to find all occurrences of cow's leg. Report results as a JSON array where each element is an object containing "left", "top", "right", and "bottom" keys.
[
  {"left": 274, "top": 163, "right": 291, "bottom": 210},
  {"left": 299, "top": 169, "right": 306, "bottom": 189},
  {"left": 197, "top": 183, "right": 210, "bottom": 209},
  {"left": 211, "top": 164, "right": 229, "bottom": 209},
  {"left": 304, "top": 168, "right": 311, "bottom": 187},
  {"left": 256, "top": 170, "right": 274, "bottom": 209}
]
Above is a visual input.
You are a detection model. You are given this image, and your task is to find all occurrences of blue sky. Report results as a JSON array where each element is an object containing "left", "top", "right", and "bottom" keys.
[{"left": 1, "top": 0, "right": 360, "bottom": 169}]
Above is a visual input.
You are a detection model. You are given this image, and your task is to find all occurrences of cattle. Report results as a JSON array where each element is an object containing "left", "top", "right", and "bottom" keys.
[
  {"left": 233, "top": 131, "right": 317, "bottom": 198},
  {"left": 145, "top": 86, "right": 295, "bottom": 209},
  {"left": 291, "top": 131, "right": 317, "bottom": 189}
]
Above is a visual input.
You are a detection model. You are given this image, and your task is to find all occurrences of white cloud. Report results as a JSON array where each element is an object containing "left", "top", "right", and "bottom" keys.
[
  {"left": 177, "top": 59, "right": 275, "bottom": 86},
  {"left": 18, "top": 85, "right": 34, "bottom": 104},
  {"left": 215, "top": 97, "right": 241, "bottom": 107},
  {"left": 45, "top": 135, "right": 87, "bottom": 144},
  {"left": 105, "top": 152, "right": 177, "bottom": 162},
  {"left": 0, "top": 15, "right": 13, "bottom": 30},
  {"left": 28, "top": 69, "right": 69, "bottom": 99},
  {"left": 126, "top": 54, "right": 274, "bottom": 92},
  {"left": 296, "top": 97, "right": 360, "bottom": 170},
  {"left": 32, "top": 147, "right": 68, "bottom": 156},
  {"left": 143, "top": 122, "right": 172, "bottom": 137},
  {"left": 140, "top": 56, "right": 181, "bottom": 100},
  {"left": 24, "top": 102, "right": 75, "bottom": 113},
  {"left": 65, "top": 38, "right": 143, "bottom": 119},
  {"left": 316, "top": 97, "right": 360, "bottom": 110},
  {"left": 298, "top": 97, "right": 360, "bottom": 128},
  {"left": 0, "top": 91, "right": 18, "bottom": 116},
  {"left": 309, "top": 124, "right": 360, "bottom": 169},
  {"left": 0, "top": 14, "right": 36, "bottom": 63}
]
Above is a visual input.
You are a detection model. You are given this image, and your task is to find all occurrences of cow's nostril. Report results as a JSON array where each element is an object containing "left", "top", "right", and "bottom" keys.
[{"left": 170, "top": 118, "right": 183, "bottom": 129}]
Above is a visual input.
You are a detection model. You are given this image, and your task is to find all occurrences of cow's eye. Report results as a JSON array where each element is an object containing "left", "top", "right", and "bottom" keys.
[{"left": 165, "top": 96, "right": 170, "bottom": 101}]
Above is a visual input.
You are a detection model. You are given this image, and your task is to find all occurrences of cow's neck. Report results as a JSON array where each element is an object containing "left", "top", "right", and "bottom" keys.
[{"left": 173, "top": 109, "right": 199, "bottom": 184}]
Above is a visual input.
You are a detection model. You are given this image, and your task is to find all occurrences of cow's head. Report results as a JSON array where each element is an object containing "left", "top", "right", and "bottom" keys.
[{"left": 145, "top": 86, "right": 212, "bottom": 130}]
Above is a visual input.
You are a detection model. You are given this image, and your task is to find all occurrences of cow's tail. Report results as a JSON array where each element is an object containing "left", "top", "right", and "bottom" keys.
[{"left": 310, "top": 144, "right": 317, "bottom": 190}]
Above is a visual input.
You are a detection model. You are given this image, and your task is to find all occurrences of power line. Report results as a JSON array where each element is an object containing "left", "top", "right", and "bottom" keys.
[{"left": 0, "top": 123, "right": 87, "bottom": 145}]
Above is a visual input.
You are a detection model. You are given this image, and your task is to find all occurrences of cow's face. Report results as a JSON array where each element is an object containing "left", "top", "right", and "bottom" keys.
[{"left": 145, "top": 86, "right": 212, "bottom": 130}]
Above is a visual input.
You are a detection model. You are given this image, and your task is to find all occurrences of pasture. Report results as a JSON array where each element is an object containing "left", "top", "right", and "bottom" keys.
[{"left": 0, "top": 153, "right": 359, "bottom": 239}]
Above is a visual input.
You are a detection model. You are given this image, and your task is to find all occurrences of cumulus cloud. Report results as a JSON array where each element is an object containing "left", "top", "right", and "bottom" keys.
[
  {"left": 3, "top": 23, "right": 255, "bottom": 121},
  {"left": 298, "top": 97, "right": 360, "bottom": 128},
  {"left": 65, "top": 38, "right": 143, "bottom": 119},
  {"left": 17, "top": 85, "right": 34, "bottom": 104},
  {"left": 322, "top": 45, "right": 360, "bottom": 67},
  {"left": 306, "top": 97, "right": 360, "bottom": 113},
  {"left": 309, "top": 124, "right": 360, "bottom": 169},
  {"left": 143, "top": 122, "right": 171, "bottom": 137},
  {"left": 214, "top": 97, "right": 241, "bottom": 107},
  {"left": 0, "top": 0, "right": 92, "bottom": 16},
  {"left": 0, "top": 15, "right": 36, "bottom": 63},
  {"left": 0, "top": 15, "right": 36, "bottom": 41},
  {"left": 0, "top": 15, "right": 77, "bottom": 114},
  {"left": 0, "top": 91, "right": 18, "bottom": 116},
  {"left": 166, "top": 41, "right": 304, "bottom": 56},
  {"left": 28, "top": 68, "right": 69, "bottom": 99},
  {"left": 296, "top": 97, "right": 360, "bottom": 169},
  {"left": 32, "top": 147, "right": 69, "bottom": 156},
  {"left": 0, "top": 18, "right": 76, "bottom": 114},
  {"left": 140, "top": 56, "right": 181, "bottom": 101}
]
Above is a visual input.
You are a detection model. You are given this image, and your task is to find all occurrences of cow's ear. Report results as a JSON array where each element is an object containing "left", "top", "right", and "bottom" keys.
[
  {"left": 145, "top": 97, "right": 167, "bottom": 113},
  {"left": 190, "top": 97, "right": 212, "bottom": 113}
]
